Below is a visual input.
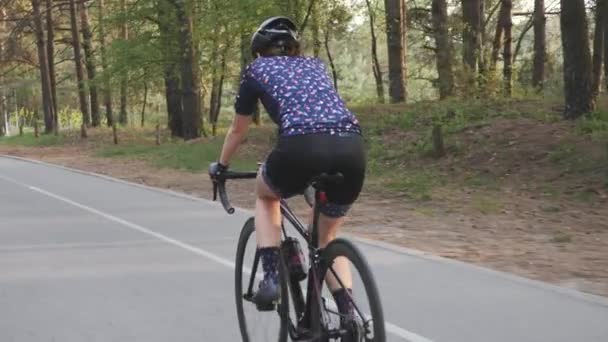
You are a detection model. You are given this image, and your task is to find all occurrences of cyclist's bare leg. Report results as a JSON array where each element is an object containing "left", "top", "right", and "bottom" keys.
[
  {"left": 316, "top": 213, "right": 353, "bottom": 290},
  {"left": 254, "top": 171, "right": 281, "bottom": 247}
]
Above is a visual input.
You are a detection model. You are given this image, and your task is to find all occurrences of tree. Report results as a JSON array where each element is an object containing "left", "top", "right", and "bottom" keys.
[
  {"left": 501, "top": 0, "right": 513, "bottom": 96},
  {"left": 0, "top": 7, "right": 6, "bottom": 136},
  {"left": 432, "top": 0, "right": 454, "bottom": 99},
  {"left": 560, "top": 0, "right": 595, "bottom": 119},
  {"left": 365, "top": 0, "right": 385, "bottom": 103},
  {"left": 158, "top": 0, "right": 183, "bottom": 137},
  {"left": 175, "top": 0, "right": 202, "bottom": 140},
  {"left": 462, "top": 0, "right": 483, "bottom": 75},
  {"left": 119, "top": 0, "right": 128, "bottom": 125},
  {"left": 532, "top": 0, "right": 546, "bottom": 90},
  {"left": 68, "top": 0, "right": 90, "bottom": 126},
  {"left": 591, "top": 0, "right": 606, "bottom": 96},
  {"left": 45, "top": 0, "right": 58, "bottom": 124},
  {"left": 80, "top": 2, "right": 100, "bottom": 127},
  {"left": 31, "top": 0, "right": 54, "bottom": 133},
  {"left": 384, "top": 0, "right": 407, "bottom": 103},
  {"left": 98, "top": 0, "right": 113, "bottom": 126}
]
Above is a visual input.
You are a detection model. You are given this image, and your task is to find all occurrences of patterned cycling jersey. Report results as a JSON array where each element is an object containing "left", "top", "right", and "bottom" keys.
[{"left": 234, "top": 56, "right": 361, "bottom": 136}]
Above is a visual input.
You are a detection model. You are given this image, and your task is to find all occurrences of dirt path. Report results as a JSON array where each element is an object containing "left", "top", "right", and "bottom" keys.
[{"left": 2, "top": 144, "right": 607, "bottom": 298}]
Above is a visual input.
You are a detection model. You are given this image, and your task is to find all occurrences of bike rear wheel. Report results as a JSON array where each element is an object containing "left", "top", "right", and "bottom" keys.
[
  {"left": 235, "top": 218, "right": 289, "bottom": 342},
  {"left": 317, "top": 238, "right": 386, "bottom": 342}
]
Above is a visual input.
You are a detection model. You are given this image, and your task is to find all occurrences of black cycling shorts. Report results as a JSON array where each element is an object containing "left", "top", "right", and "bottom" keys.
[{"left": 262, "top": 132, "right": 366, "bottom": 217}]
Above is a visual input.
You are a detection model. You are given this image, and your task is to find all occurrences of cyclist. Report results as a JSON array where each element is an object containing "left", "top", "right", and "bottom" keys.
[{"left": 209, "top": 17, "right": 365, "bottom": 319}]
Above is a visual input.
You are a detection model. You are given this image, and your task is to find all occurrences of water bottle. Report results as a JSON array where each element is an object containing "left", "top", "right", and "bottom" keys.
[{"left": 282, "top": 237, "right": 307, "bottom": 281}]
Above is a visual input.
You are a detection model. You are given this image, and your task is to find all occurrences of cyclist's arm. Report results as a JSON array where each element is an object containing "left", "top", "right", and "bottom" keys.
[{"left": 219, "top": 114, "right": 252, "bottom": 166}]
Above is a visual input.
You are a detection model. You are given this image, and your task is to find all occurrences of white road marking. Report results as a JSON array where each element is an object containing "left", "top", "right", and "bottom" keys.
[{"left": 0, "top": 172, "right": 435, "bottom": 342}]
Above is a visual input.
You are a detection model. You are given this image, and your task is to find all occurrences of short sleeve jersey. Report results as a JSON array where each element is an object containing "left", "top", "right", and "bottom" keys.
[{"left": 234, "top": 56, "right": 361, "bottom": 136}]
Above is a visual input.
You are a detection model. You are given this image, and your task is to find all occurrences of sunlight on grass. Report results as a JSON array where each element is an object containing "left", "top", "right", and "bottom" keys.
[
  {"left": 96, "top": 139, "right": 257, "bottom": 172},
  {"left": 0, "top": 133, "right": 64, "bottom": 147}
]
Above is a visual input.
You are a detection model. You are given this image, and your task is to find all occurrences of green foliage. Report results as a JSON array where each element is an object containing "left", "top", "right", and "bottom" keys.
[
  {"left": 0, "top": 133, "right": 63, "bottom": 147},
  {"left": 97, "top": 138, "right": 256, "bottom": 172},
  {"left": 577, "top": 110, "right": 608, "bottom": 140}
]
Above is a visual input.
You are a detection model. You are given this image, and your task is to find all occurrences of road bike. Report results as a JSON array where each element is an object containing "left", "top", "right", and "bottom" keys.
[{"left": 211, "top": 168, "right": 385, "bottom": 341}]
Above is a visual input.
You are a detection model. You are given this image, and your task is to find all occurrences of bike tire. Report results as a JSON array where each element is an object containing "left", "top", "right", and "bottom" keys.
[
  {"left": 318, "top": 238, "right": 386, "bottom": 342},
  {"left": 235, "top": 217, "right": 289, "bottom": 342}
]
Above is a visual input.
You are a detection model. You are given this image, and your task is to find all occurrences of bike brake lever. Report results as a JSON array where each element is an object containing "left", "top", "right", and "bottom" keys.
[{"left": 212, "top": 182, "right": 218, "bottom": 201}]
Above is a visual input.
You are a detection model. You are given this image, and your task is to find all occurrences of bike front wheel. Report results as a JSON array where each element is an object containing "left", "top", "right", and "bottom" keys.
[{"left": 235, "top": 217, "right": 289, "bottom": 342}]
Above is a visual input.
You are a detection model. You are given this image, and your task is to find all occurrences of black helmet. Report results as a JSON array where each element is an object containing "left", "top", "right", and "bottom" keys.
[{"left": 251, "top": 17, "right": 300, "bottom": 58}]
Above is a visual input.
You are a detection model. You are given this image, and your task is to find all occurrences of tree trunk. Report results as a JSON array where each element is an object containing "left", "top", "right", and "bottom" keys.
[
  {"left": 141, "top": 82, "right": 147, "bottom": 127},
  {"left": 79, "top": 2, "right": 100, "bottom": 127},
  {"left": 158, "top": 0, "right": 183, "bottom": 137},
  {"left": 312, "top": 4, "right": 321, "bottom": 57},
  {"left": 384, "top": 0, "right": 407, "bottom": 103},
  {"left": 68, "top": 0, "right": 90, "bottom": 126},
  {"left": 491, "top": 2, "right": 506, "bottom": 70},
  {"left": 0, "top": 8, "right": 6, "bottom": 136},
  {"left": 532, "top": 0, "right": 546, "bottom": 90},
  {"left": 365, "top": 0, "right": 385, "bottom": 103},
  {"left": 324, "top": 30, "right": 339, "bottom": 91},
  {"left": 164, "top": 66, "right": 183, "bottom": 137},
  {"left": 560, "top": 0, "right": 595, "bottom": 119},
  {"left": 432, "top": 0, "right": 454, "bottom": 99},
  {"left": 605, "top": 11, "right": 608, "bottom": 92},
  {"left": 462, "top": 0, "right": 482, "bottom": 74},
  {"left": 31, "top": 0, "right": 55, "bottom": 133},
  {"left": 209, "top": 35, "right": 228, "bottom": 136},
  {"left": 98, "top": 0, "right": 113, "bottom": 126},
  {"left": 240, "top": 31, "right": 260, "bottom": 123},
  {"left": 513, "top": 18, "right": 534, "bottom": 65},
  {"left": 45, "top": 0, "right": 58, "bottom": 125},
  {"left": 501, "top": 0, "right": 513, "bottom": 96},
  {"left": 119, "top": 0, "right": 128, "bottom": 125},
  {"left": 176, "top": 2, "right": 201, "bottom": 140},
  {"left": 591, "top": 0, "right": 606, "bottom": 96}
]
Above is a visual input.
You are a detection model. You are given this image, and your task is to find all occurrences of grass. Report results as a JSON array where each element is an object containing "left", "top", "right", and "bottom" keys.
[
  {"left": 97, "top": 138, "right": 257, "bottom": 172},
  {"left": 3, "top": 95, "right": 606, "bottom": 206},
  {"left": 471, "top": 195, "right": 504, "bottom": 214},
  {"left": 551, "top": 232, "right": 573, "bottom": 244},
  {"left": 0, "top": 133, "right": 64, "bottom": 147},
  {"left": 380, "top": 171, "right": 443, "bottom": 201}
]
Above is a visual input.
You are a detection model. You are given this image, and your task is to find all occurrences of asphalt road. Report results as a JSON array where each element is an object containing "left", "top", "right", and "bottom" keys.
[{"left": 1, "top": 156, "right": 607, "bottom": 342}]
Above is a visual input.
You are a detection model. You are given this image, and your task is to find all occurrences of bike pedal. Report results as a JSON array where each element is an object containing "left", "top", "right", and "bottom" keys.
[{"left": 255, "top": 301, "right": 277, "bottom": 312}]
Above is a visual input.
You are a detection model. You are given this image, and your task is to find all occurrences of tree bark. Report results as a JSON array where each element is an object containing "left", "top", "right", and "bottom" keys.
[
  {"left": 365, "top": 0, "right": 385, "bottom": 103},
  {"left": 384, "top": 0, "right": 407, "bottom": 103},
  {"left": 68, "top": 0, "right": 90, "bottom": 126},
  {"left": 591, "top": 0, "right": 606, "bottom": 96},
  {"left": 79, "top": 2, "right": 100, "bottom": 127},
  {"left": 501, "top": 0, "right": 513, "bottom": 96},
  {"left": 513, "top": 17, "right": 534, "bottom": 65},
  {"left": 31, "top": 0, "right": 55, "bottom": 133},
  {"left": 532, "top": 0, "right": 546, "bottom": 90},
  {"left": 462, "top": 0, "right": 482, "bottom": 74},
  {"left": 491, "top": 2, "right": 506, "bottom": 70},
  {"left": 432, "top": 0, "right": 454, "bottom": 99},
  {"left": 164, "top": 65, "right": 183, "bottom": 137},
  {"left": 119, "top": 0, "right": 128, "bottom": 125},
  {"left": 45, "top": 0, "right": 58, "bottom": 125},
  {"left": 560, "top": 0, "right": 595, "bottom": 119},
  {"left": 312, "top": 3, "right": 321, "bottom": 57},
  {"left": 141, "top": 81, "right": 147, "bottom": 127},
  {"left": 0, "top": 8, "right": 6, "bottom": 136},
  {"left": 324, "top": 30, "right": 339, "bottom": 91},
  {"left": 240, "top": 31, "right": 260, "bottom": 124},
  {"left": 175, "top": 1, "right": 201, "bottom": 140},
  {"left": 208, "top": 32, "right": 223, "bottom": 136},
  {"left": 98, "top": 0, "right": 113, "bottom": 126},
  {"left": 158, "top": 0, "right": 183, "bottom": 137}
]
